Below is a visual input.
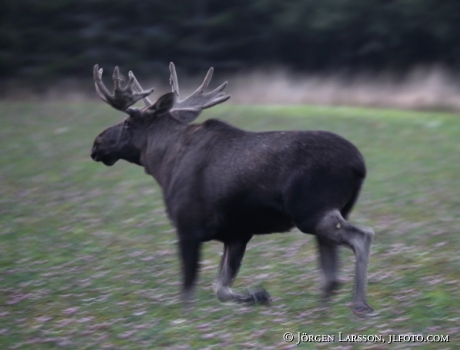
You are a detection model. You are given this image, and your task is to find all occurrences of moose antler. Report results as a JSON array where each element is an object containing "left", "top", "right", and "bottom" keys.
[
  {"left": 93, "top": 63, "right": 229, "bottom": 121},
  {"left": 168, "top": 62, "right": 230, "bottom": 123},
  {"left": 93, "top": 64, "right": 155, "bottom": 112}
]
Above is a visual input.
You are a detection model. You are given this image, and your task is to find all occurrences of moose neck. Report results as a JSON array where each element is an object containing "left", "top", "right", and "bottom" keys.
[{"left": 140, "top": 114, "right": 189, "bottom": 188}]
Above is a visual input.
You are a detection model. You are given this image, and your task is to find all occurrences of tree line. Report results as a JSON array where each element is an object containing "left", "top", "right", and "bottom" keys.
[{"left": 1, "top": 0, "right": 459, "bottom": 81}]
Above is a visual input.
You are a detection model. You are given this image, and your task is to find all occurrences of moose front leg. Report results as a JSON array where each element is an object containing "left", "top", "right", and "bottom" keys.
[
  {"left": 178, "top": 237, "right": 201, "bottom": 304},
  {"left": 213, "top": 238, "right": 271, "bottom": 305}
]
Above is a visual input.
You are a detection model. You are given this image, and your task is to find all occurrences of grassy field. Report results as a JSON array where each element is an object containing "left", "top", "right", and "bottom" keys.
[{"left": 0, "top": 101, "right": 459, "bottom": 349}]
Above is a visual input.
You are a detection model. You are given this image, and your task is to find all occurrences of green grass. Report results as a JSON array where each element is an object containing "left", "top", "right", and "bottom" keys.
[{"left": 1, "top": 102, "right": 459, "bottom": 349}]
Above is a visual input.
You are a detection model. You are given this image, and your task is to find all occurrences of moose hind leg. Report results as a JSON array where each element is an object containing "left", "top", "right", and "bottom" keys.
[
  {"left": 315, "top": 210, "right": 375, "bottom": 317},
  {"left": 214, "top": 238, "right": 270, "bottom": 305},
  {"left": 316, "top": 236, "right": 343, "bottom": 302}
]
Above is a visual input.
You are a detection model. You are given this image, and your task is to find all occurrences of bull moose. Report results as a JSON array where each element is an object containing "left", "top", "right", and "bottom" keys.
[{"left": 90, "top": 63, "right": 375, "bottom": 316}]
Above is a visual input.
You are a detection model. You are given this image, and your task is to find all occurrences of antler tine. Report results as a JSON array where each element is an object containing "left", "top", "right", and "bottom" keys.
[
  {"left": 93, "top": 64, "right": 155, "bottom": 112},
  {"left": 169, "top": 62, "right": 180, "bottom": 97},
  {"left": 112, "top": 66, "right": 122, "bottom": 90},
  {"left": 129, "top": 71, "right": 152, "bottom": 107},
  {"left": 201, "top": 81, "right": 229, "bottom": 108},
  {"left": 192, "top": 67, "right": 213, "bottom": 94},
  {"left": 93, "top": 64, "right": 111, "bottom": 103},
  {"left": 168, "top": 62, "right": 230, "bottom": 123}
]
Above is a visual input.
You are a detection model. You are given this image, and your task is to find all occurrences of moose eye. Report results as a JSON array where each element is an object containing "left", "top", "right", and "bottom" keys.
[{"left": 123, "top": 120, "right": 130, "bottom": 128}]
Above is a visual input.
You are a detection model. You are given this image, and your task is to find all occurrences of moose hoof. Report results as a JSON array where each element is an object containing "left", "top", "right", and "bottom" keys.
[
  {"left": 247, "top": 287, "right": 271, "bottom": 305},
  {"left": 218, "top": 286, "right": 271, "bottom": 305},
  {"left": 352, "top": 302, "right": 378, "bottom": 318},
  {"left": 322, "top": 280, "right": 344, "bottom": 300}
]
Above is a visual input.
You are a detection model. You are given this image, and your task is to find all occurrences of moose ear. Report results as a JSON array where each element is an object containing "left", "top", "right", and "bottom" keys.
[{"left": 147, "top": 92, "right": 175, "bottom": 117}]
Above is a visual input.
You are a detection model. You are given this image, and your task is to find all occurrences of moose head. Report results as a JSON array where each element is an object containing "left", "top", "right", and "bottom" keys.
[{"left": 91, "top": 63, "right": 229, "bottom": 167}]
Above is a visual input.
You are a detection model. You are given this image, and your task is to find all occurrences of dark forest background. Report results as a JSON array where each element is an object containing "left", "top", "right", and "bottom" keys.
[{"left": 1, "top": 0, "right": 460, "bottom": 83}]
